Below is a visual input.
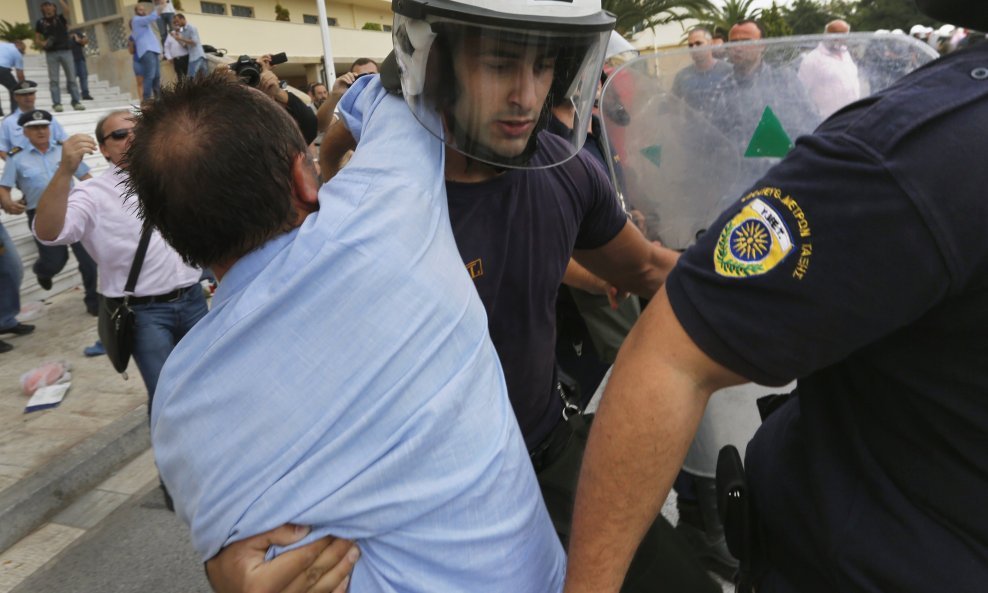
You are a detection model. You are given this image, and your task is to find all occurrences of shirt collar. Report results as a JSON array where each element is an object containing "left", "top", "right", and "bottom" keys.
[{"left": 212, "top": 227, "right": 300, "bottom": 309}]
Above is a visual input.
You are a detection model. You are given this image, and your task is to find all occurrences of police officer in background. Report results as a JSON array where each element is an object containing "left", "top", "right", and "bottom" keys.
[
  {"left": 563, "top": 0, "right": 988, "bottom": 591},
  {"left": 0, "top": 110, "right": 98, "bottom": 316}
]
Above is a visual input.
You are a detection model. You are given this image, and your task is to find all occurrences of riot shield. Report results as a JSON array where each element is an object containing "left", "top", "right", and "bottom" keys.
[{"left": 600, "top": 32, "right": 938, "bottom": 251}]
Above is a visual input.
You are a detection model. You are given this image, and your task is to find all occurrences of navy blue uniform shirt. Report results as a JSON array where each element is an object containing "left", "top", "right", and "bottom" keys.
[
  {"left": 446, "top": 131, "right": 627, "bottom": 449},
  {"left": 668, "top": 43, "right": 988, "bottom": 592}
]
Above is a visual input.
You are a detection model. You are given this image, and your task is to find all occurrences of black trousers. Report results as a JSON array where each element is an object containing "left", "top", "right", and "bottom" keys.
[
  {"left": 535, "top": 414, "right": 721, "bottom": 593},
  {"left": 0, "top": 67, "right": 17, "bottom": 116}
]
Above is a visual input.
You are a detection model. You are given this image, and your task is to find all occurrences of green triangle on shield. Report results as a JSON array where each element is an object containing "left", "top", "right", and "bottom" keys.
[
  {"left": 744, "top": 106, "right": 793, "bottom": 158},
  {"left": 640, "top": 144, "right": 662, "bottom": 169}
]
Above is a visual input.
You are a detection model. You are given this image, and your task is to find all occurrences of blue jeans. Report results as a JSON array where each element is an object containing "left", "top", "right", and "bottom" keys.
[
  {"left": 0, "top": 222, "right": 23, "bottom": 329},
  {"left": 26, "top": 209, "right": 98, "bottom": 311},
  {"left": 130, "top": 284, "right": 208, "bottom": 404},
  {"left": 45, "top": 49, "right": 81, "bottom": 106},
  {"left": 138, "top": 50, "right": 161, "bottom": 100},
  {"left": 187, "top": 57, "right": 206, "bottom": 78},
  {"left": 74, "top": 57, "right": 90, "bottom": 96}
]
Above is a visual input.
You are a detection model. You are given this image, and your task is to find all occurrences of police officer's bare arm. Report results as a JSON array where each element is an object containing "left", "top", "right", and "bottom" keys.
[
  {"left": 564, "top": 288, "right": 745, "bottom": 593},
  {"left": 573, "top": 222, "right": 680, "bottom": 299}
]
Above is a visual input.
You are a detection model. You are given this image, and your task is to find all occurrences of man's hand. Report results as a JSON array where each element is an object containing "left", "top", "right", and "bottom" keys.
[
  {"left": 0, "top": 189, "right": 25, "bottom": 215},
  {"left": 205, "top": 525, "right": 359, "bottom": 593},
  {"left": 331, "top": 73, "right": 357, "bottom": 95},
  {"left": 258, "top": 70, "right": 289, "bottom": 106},
  {"left": 60, "top": 134, "right": 97, "bottom": 173}
]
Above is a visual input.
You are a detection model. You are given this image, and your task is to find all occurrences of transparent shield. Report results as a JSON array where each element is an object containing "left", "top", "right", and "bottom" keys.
[{"left": 600, "top": 33, "right": 938, "bottom": 250}]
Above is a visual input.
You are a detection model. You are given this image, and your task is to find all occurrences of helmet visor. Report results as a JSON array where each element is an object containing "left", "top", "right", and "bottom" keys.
[{"left": 393, "top": 13, "right": 610, "bottom": 169}]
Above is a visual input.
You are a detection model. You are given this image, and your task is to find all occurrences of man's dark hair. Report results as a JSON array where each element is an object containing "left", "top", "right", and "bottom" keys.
[
  {"left": 734, "top": 19, "right": 766, "bottom": 38},
  {"left": 174, "top": 12, "right": 185, "bottom": 18},
  {"left": 307, "top": 81, "right": 327, "bottom": 94},
  {"left": 124, "top": 71, "right": 308, "bottom": 268},
  {"left": 349, "top": 57, "right": 378, "bottom": 72}
]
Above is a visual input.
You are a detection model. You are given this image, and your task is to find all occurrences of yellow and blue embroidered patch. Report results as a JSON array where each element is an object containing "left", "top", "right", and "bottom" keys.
[{"left": 714, "top": 198, "right": 793, "bottom": 278}]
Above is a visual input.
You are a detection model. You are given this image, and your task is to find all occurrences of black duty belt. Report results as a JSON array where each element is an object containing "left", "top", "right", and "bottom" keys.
[{"left": 127, "top": 283, "right": 197, "bottom": 305}]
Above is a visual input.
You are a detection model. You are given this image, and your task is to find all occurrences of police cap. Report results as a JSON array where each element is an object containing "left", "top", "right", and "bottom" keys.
[
  {"left": 18, "top": 110, "right": 53, "bottom": 128},
  {"left": 13, "top": 80, "right": 38, "bottom": 95}
]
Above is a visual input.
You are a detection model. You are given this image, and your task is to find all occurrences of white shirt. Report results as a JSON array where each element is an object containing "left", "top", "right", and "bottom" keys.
[
  {"left": 163, "top": 32, "right": 187, "bottom": 60},
  {"left": 161, "top": 0, "right": 176, "bottom": 14},
  {"left": 36, "top": 167, "right": 200, "bottom": 297},
  {"left": 797, "top": 42, "right": 861, "bottom": 118}
]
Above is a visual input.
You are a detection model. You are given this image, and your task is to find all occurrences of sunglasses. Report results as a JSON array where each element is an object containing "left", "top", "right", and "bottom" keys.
[{"left": 106, "top": 128, "right": 134, "bottom": 141}]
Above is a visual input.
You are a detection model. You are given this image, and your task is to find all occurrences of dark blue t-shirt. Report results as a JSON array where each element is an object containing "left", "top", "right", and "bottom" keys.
[
  {"left": 667, "top": 43, "right": 988, "bottom": 592},
  {"left": 446, "top": 131, "right": 627, "bottom": 449}
]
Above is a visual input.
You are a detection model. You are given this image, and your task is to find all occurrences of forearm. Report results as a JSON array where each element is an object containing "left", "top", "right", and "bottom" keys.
[
  {"left": 564, "top": 292, "right": 723, "bottom": 593},
  {"left": 574, "top": 224, "right": 678, "bottom": 299},
  {"left": 316, "top": 91, "right": 344, "bottom": 135},
  {"left": 319, "top": 119, "right": 356, "bottom": 183},
  {"left": 563, "top": 259, "right": 609, "bottom": 295},
  {"left": 33, "top": 165, "right": 75, "bottom": 241}
]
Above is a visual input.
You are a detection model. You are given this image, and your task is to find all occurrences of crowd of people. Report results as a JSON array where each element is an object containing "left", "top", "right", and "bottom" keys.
[{"left": 1, "top": 0, "right": 988, "bottom": 592}]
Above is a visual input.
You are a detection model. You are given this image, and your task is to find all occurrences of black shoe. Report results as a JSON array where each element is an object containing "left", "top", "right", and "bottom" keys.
[
  {"left": 37, "top": 275, "right": 53, "bottom": 290},
  {"left": 0, "top": 340, "right": 11, "bottom": 353},
  {"left": 0, "top": 323, "right": 35, "bottom": 336},
  {"left": 86, "top": 303, "right": 99, "bottom": 317},
  {"left": 82, "top": 94, "right": 94, "bottom": 100}
]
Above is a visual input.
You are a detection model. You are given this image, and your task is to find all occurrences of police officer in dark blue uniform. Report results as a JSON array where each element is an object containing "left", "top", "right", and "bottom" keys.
[{"left": 563, "top": 1, "right": 988, "bottom": 593}]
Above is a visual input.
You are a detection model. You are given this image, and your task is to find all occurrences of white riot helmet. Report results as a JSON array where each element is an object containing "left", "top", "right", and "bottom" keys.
[{"left": 391, "top": 0, "right": 615, "bottom": 168}]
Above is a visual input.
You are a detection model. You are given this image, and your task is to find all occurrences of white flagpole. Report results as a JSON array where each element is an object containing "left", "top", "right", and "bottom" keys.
[{"left": 315, "top": 0, "right": 336, "bottom": 82}]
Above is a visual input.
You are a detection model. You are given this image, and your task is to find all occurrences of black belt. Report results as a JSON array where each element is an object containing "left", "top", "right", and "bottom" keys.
[
  {"left": 126, "top": 284, "right": 197, "bottom": 305},
  {"left": 529, "top": 381, "right": 584, "bottom": 472}
]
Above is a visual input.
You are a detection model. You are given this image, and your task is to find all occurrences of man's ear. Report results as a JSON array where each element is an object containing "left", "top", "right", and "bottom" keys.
[{"left": 291, "top": 153, "right": 319, "bottom": 209}]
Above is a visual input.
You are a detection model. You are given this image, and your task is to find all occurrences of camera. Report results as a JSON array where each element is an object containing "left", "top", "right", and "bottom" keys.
[{"left": 231, "top": 52, "right": 287, "bottom": 87}]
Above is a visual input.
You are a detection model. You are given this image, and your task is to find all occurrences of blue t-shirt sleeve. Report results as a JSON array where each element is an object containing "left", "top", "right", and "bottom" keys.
[
  {"left": 667, "top": 132, "right": 950, "bottom": 385},
  {"left": 52, "top": 120, "right": 67, "bottom": 143},
  {"left": 75, "top": 160, "right": 90, "bottom": 179},
  {"left": 573, "top": 153, "right": 628, "bottom": 250}
]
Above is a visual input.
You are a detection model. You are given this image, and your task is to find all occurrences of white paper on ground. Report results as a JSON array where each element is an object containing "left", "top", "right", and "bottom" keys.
[{"left": 25, "top": 382, "right": 72, "bottom": 413}]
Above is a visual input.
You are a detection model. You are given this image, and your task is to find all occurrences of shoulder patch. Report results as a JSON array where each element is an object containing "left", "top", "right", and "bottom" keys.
[
  {"left": 8, "top": 146, "right": 22, "bottom": 156},
  {"left": 714, "top": 197, "right": 793, "bottom": 278}
]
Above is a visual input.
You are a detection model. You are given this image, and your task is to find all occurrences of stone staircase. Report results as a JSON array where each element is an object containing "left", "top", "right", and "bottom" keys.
[{"left": 1, "top": 54, "right": 136, "bottom": 307}]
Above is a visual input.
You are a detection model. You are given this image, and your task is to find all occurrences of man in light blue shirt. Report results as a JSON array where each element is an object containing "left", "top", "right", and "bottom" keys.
[
  {"left": 130, "top": 1, "right": 164, "bottom": 99},
  {"left": 129, "top": 73, "right": 565, "bottom": 592},
  {"left": 0, "top": 110, "right": 98, "bottom": 313},
  {"left": 0, "top": 40, "right": 25, "bottom": 116},
  {"left": 0, "top": 81, "right": 68, "bottom": 160},
  {"left": 171, "top": 14, "right": 205, "bottom": 77}
]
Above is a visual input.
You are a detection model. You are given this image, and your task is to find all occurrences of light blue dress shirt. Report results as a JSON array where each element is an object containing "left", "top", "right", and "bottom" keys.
[
  {"left": 0, "top": 42, "right": 23, "bottom": 70},
  {"left": 180, "top": 23, "right": 204, "bottom": 62},
  {"left": 151, "top": 76, "right": 566, "bottom": 592},
  {"left": 131, "top": 13, "right": 161, "bottom": 58},
  {"left": 0, "top": 110, "right": 68, "bottom": 153},
  {"left": 0, "top": 141, "right": 88, "bottom": 209}
]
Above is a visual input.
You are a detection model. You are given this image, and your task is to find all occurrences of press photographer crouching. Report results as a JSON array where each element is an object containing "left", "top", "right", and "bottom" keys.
[{"left": 227, "top": 52, "right": 317, "bottom": 145}]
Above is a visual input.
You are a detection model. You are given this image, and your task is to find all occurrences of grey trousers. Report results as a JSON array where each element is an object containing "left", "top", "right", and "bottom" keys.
[{"left": 45, "top": 49, "right": 80, "bottom": 106}]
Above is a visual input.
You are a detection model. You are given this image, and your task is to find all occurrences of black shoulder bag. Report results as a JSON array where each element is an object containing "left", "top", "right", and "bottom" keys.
[{"left": 98, "top": 226, "right": 153, "bottom": 377}]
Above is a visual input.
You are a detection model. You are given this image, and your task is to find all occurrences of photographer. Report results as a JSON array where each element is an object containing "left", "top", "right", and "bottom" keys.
[{"left": 229, "top": 53, "right": 317, "bottom": 145}]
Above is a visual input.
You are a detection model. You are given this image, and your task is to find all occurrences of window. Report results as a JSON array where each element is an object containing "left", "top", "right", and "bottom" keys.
[
  {"left": 303, "top": 15, "right": 337, "bottom": 26},
  {"left": 231, "top": 5, "right": 254, "bottom": 17},
  {"left": 200, "top": 1, "right": 226, "bottom": 15},
  {"left": 81, "top": 0, "right": 116, "bottom": 21}
]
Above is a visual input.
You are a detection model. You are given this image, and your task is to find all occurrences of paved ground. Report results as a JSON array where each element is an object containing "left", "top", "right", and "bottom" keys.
[{"left": 0, "top": 286, "right": 147, "bottom": 496}]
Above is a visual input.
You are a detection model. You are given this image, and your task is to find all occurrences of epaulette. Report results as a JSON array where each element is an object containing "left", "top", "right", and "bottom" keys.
[
  {"left": 55, "top": 140, "right": 62, "bottom": 146},
  {"left": 8, "top": 146, "right": 22, "bottom": 156}
]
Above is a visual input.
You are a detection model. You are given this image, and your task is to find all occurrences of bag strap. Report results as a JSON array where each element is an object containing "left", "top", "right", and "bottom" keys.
[{"left": 123, "top": 225, "right": 154, "bottom": 298}]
